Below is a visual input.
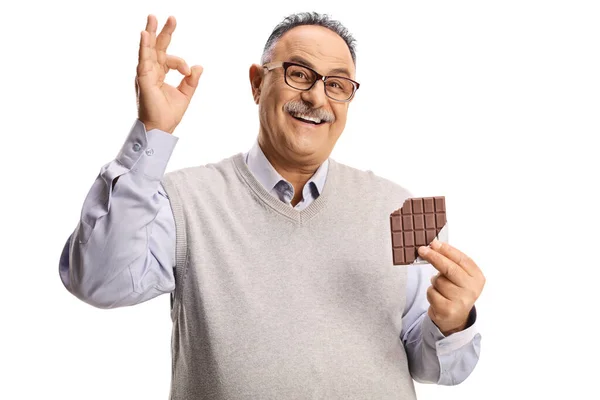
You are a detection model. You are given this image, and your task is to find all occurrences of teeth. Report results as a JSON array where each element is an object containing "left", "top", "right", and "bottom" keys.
[{"left": 292, "top": 113, "right": 321, "bottom": 124}]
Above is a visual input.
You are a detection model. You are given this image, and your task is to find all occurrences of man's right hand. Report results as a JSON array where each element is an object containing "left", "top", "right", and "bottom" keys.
[{"left": 136, "top": 15, "right": 203, "bottom": 134}]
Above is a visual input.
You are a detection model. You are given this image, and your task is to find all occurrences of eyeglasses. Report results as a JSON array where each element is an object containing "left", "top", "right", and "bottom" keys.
[{"left": 262, "top": 61, "right": 360, "bottom": 102}]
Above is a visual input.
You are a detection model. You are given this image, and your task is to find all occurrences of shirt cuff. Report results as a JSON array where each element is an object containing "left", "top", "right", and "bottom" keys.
[
  {"left": 115, "top": 119, "right": 179, "bottom": 180},
  {"left": 422, "top": 306, "right": 479, "bottom": 357}
]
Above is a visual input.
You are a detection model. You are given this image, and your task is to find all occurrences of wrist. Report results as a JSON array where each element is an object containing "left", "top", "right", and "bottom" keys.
[
  {"left": 139, "top": 119, "right": 175, "bottom": 135},
  {"left": 441, "top": 321, "right": 467, "bottom": 336},
  {"left": 440, "top": 307, "right": 477, "bottom": 336}
]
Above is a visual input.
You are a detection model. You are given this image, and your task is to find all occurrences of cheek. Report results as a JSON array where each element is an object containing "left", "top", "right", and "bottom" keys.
[
  {"left": 332, "top": 110, "right": 348, "bottom": 133},
  {"left": 259, "top": 91, "right": 282, "bottom": 123},
  {"left": 263, "top": 89, "right": 287, "bottom": 118}
]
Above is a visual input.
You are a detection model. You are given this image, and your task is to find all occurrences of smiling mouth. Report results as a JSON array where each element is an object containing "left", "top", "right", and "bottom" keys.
[{"left": 288, "top": 112, "right": 326, "bottom": 125}]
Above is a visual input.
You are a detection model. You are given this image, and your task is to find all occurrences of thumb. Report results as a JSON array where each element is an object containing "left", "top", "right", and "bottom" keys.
[{"left": 178, "top": 65, "right": 204, "bottom": 99}]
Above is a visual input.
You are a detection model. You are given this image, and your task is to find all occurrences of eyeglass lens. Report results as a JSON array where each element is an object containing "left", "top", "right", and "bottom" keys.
[{"left": 285, "top": 64, "right": 355, "bottom": 101}]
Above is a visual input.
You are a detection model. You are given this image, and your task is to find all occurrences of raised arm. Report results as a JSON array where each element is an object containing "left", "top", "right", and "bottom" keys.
[
  {"left": 59, "top": 15, "right": 203, "bottom": 308},
  {"left": 59, "top": 123, "right": 178, "bottom": 308}
]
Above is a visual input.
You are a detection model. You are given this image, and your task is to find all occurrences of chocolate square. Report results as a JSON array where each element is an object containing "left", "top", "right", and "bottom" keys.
[{"left": 390, "top": 196, "right": 447, "bottom": 265}]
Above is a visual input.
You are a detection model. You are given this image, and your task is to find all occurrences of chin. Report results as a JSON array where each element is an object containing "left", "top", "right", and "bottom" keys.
[
  {"left": 289, "top": 131, "right": 322, "bottom": 149},
  {"left": 291, "top": 141, "right": 330, "bottom": 163}
]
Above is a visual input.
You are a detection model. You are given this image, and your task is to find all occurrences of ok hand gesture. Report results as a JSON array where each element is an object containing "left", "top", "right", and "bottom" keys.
[{"left": 136, "top": 15, "right": 203, "bottom": 134}]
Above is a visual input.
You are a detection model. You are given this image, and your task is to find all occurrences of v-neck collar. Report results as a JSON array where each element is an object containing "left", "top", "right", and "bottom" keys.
[
  {"left": 245, "top": 140, "right": 329, "bottom": 198},
  {"left": 232, "top": 152, "right": 337, "bottom": 224}
]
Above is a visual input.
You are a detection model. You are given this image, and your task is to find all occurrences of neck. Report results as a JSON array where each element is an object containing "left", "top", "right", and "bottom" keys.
[{"left": 258, "top": 136, "right": 323, "bottom": 206}]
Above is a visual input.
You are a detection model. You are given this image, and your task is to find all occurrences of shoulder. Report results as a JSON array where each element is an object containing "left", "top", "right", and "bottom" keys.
[
  {"left": 162, "top": 153, "right": 239, "bottom": 184},
  {"left": 330, "top": 158, "right": 413, "bottom": 205},
  {"left": 164, "top": 155, "right": 236, "bottom": 179}
]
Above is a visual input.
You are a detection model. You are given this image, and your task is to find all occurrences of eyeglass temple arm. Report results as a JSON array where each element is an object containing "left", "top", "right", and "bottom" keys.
[{"left": 262, "top": 62, "right": 284, "bottom": 71}]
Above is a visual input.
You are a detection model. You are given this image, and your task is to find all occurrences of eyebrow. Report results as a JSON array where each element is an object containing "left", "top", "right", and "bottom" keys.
[{"left": 289, "top": 55, "right": 352, "bottom": 77}]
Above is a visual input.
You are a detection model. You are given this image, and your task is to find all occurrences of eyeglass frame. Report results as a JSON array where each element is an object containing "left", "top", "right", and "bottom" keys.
[{"left": 262, "top": 61, "right": 360, "bottom": 103}]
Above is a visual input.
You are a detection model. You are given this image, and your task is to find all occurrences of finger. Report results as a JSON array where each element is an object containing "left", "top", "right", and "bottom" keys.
[
  {"left": 427, "top": 285, "right": 451, "bottom": 310},
  {"left": 177, "top": 65, "right": 204, "bottom": 99},
  {"left": 156, "top": 16, "right": 176, "bottom": 64},
  {"left": 418, "top": 246, "right": 469, "bottom": 288},
  {"left": 165, "top": 55, "right": 190, "bottom": 76},
  {"left": 431, "top": 274, "right": 461, "bottom": 300},
  {"left": 430, "top": 272, "right": 439, "bottom": 286},
  {"left": 427, "top": 307, "right": 439, "bottom": 325},
  {"left": 144, "top": 14, "right": 158, "bottom": 50},
  {"left": 138, "top": 30, "right": 157, "bottom": 65},
  {"left": 139, "top": 15, "right": 158, "bottom": 64},
  {"left": 430, "top": 239, "right": 480, "bottom": 277}
]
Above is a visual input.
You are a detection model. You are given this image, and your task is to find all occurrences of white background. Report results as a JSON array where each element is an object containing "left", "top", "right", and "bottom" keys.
[{"left": 1, "top": 0, "right": 598, "bottom": 398}]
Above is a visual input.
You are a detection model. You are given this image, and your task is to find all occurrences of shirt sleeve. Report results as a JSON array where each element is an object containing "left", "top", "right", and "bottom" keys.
[
  {"left": 59, "top": 120, "right": 178, "bottom": 309},
  {"left": 401, "top": 262, "right": 482, "bottom": 385}
]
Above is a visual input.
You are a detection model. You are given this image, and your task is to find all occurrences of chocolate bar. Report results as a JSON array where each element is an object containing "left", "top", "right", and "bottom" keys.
[{"left": 390, "top": 196, "right": 447, "bottom": 265}]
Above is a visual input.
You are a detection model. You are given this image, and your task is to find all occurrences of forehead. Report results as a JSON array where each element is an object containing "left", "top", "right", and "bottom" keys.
[{"left": 271, "top": 25, "right": 355, "bottom": 77}]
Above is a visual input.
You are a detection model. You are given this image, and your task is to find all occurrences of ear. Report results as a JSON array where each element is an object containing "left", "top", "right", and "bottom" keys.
[{"left": 249, "top": 64, "right": 264, "bottom": 104}]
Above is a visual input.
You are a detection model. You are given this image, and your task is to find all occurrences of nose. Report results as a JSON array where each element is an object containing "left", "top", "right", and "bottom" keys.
[{"left": 300, "top": 78, "right": 328, "bottom": 109}]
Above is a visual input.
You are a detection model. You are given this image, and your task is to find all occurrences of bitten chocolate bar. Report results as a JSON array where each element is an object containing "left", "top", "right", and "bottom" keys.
[{"left": 390, "top": 196, "right": 447, "bottom": 265}]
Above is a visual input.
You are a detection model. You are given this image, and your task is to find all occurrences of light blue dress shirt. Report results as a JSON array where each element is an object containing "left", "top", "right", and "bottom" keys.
[{"left": 59, "top": 119, "right": 481, "bottom": 385}]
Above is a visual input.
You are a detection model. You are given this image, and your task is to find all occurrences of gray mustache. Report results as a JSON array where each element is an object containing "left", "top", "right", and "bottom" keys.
[{"left": 284, "top": 101, "right": 335, "bottom": 123}]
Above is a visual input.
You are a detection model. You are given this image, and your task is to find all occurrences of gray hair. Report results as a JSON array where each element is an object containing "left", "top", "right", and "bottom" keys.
[{"left": 261, "top": 12, "right": 357, "bottom": 65}]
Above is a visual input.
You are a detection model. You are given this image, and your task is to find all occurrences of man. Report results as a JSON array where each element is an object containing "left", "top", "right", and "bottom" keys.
[{"left": 59, "top": 12, "right": 485, "bottom": 399}]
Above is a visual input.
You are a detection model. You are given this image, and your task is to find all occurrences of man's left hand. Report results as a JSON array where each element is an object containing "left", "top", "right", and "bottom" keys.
[{"left": 417, "top": 239, "right": 486, "bottom": 336}]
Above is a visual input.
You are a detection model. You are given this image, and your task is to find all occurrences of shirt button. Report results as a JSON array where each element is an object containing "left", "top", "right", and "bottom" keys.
[
  {"left": 145, "top": 148, "right": 154, "bottom": 156},
  {"left": 132, "top": 143, "right": 142, "bottom": 152}
]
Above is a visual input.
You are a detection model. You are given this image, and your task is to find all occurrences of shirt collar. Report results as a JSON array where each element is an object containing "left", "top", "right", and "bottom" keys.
[{"left": 245, "top": 139, "right": 329, "bottom": 195}]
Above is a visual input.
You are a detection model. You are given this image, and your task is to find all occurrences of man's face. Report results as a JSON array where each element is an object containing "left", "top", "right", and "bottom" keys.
[{"left": 250, "top": 25, "right": 356, "bottom": 166}]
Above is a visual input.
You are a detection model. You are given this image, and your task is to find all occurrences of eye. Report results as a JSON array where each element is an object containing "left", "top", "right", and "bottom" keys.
[{"left": 291, "top": 71, "right": 307, "bottom": 79}]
